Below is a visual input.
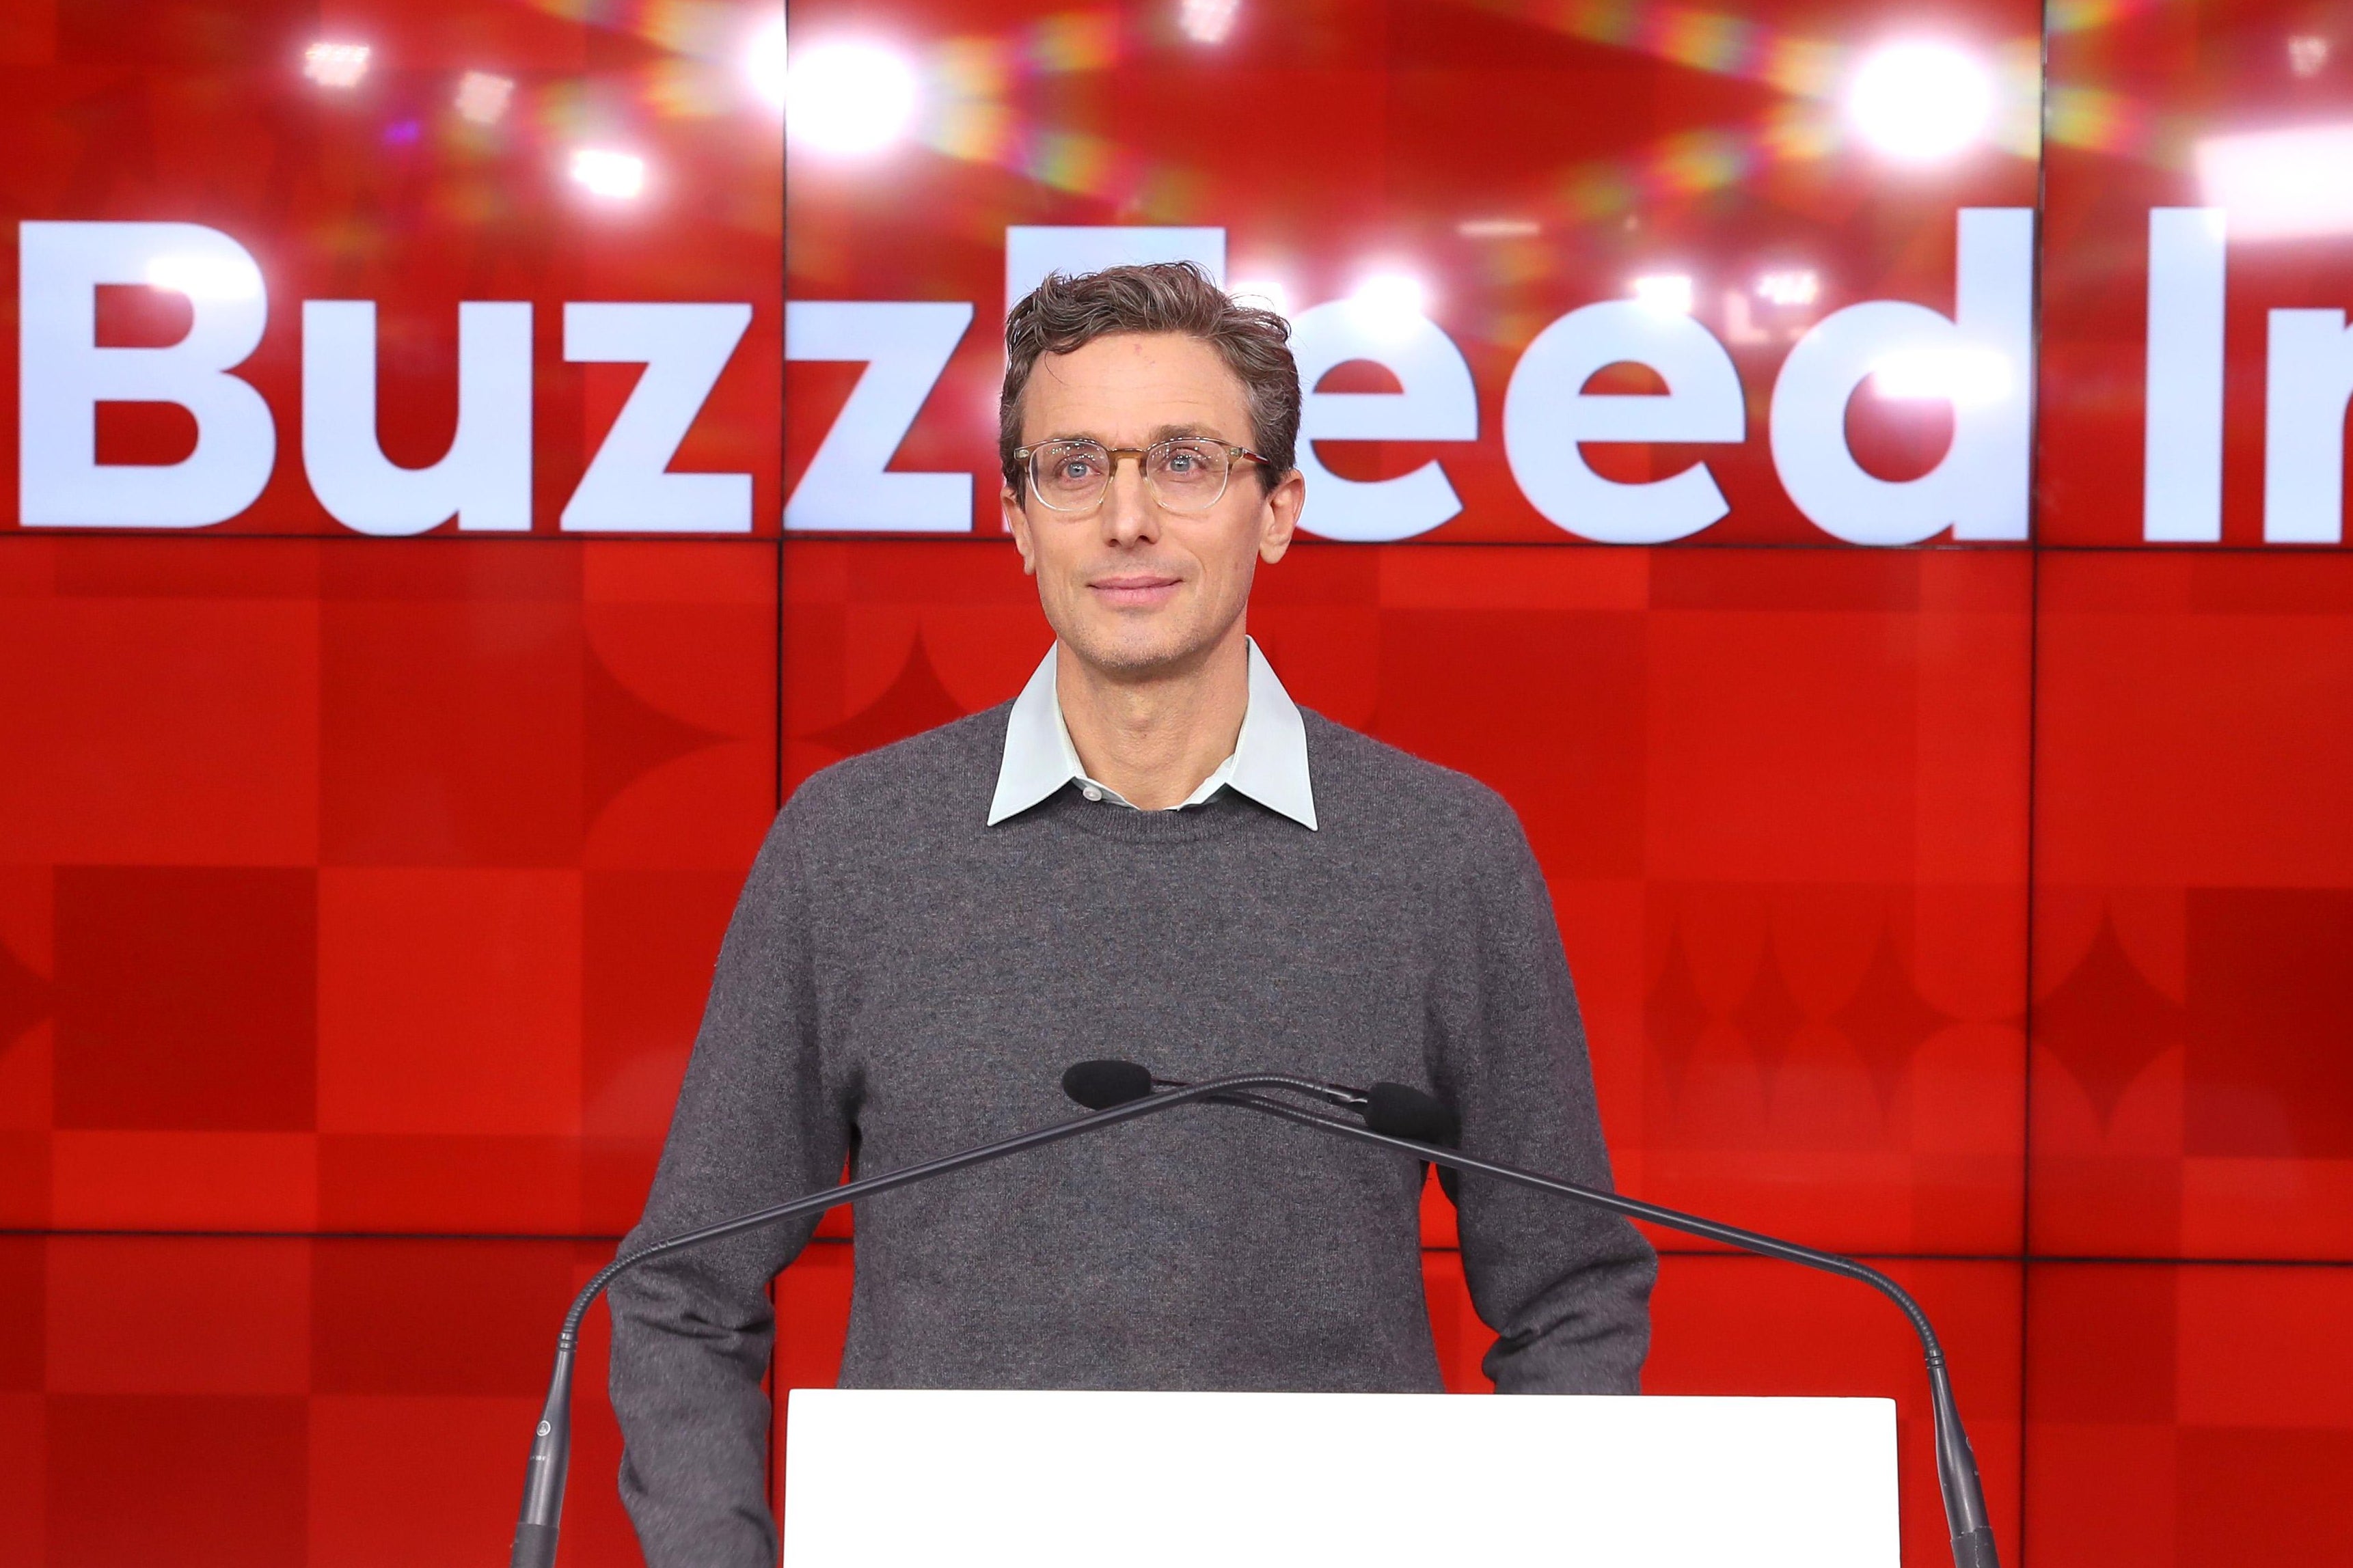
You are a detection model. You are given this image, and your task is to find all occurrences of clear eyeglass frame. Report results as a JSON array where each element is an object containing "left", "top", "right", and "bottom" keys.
[{"left": 1014, "top": 435, "right": 1271, "bottom": 514}]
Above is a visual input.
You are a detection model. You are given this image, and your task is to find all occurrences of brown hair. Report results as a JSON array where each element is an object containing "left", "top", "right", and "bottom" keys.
[{"left": 999, "top": 260, "right": 1300, "bottom": 494}]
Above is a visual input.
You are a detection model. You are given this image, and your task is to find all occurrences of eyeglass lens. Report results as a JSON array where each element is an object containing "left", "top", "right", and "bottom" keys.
[{"left": 1030, "top": 439, "right": 1231, "bottom": 512}]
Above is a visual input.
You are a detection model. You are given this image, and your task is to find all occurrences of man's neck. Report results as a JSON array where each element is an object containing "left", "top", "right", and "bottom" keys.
[{"left": 1055, "top": 629, "right": 1249, "bottom": 810}]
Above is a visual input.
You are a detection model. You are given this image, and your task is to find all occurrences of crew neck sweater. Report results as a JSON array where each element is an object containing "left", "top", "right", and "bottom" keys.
[{"left": 608, "top": 704, "right": 1658, "bottom": 1568}]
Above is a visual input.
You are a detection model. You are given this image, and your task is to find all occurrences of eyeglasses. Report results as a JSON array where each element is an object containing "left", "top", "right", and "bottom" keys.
[{"left": 1015, "top": 436, "right": 1270, "bottom": 514}]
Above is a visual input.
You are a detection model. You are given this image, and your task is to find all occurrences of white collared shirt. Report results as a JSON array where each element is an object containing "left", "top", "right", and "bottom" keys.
[{"left": 985, "top": 637, "right": 1318, "bottom": 830}]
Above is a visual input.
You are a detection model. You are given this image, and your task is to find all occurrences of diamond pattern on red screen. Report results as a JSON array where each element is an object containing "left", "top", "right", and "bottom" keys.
[
  {"left": 2034, "top": 553, "right": 2353, "bottom": 1259},
  {"left": 0, "top": 535, "right": 778, "bottom": 1234},
  {"left": 321, "top": 545, "right": 588, "bottom": 868}
]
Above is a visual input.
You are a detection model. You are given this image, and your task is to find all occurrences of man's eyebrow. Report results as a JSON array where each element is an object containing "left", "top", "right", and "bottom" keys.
[
  {"left": 1031, "top": 423, "right": 1236, "bottom": 448},
  {"left": 1147, "top": 422, "right": 1228, "bottom": 444}
]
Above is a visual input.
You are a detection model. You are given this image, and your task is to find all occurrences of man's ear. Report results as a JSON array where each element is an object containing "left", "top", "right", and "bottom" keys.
[
  {"left": 1003, "top": 486, "right": 1038, "bottom": 575},
  {"left": 1257, "top": 469, "right": 1305, "bottom": 564}
]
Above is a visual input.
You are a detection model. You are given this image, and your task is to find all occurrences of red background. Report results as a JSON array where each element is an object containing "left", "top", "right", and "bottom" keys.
[{"left": 5, "top": 1, "right": 2352, "bottom": 1565}]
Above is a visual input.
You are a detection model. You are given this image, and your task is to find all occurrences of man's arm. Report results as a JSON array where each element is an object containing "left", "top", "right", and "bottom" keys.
[
  {"left": 1433, "top": 793, "right": 1657, "bottom": 1394},
  {"left": 608, "top": 803, "right": 850, "bottom": 1567}
]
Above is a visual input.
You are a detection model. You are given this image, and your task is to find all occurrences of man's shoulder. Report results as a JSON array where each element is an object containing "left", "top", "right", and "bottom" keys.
[
  {"left": 1298, "top": 709, "right": 1525, "bottom": 853},
  {"left": 786, "top": 703, "right": 1010, "bottom": 830}
]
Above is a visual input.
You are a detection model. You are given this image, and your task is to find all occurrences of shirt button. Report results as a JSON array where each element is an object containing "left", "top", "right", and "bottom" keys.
[{"left": 1080, "top": 786, "right": 1103, "bottom": 803}]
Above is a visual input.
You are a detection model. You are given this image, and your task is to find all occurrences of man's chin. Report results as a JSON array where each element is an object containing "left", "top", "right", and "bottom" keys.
[{"left": 1057, "top": 621, "right": 1215, "bottom": 680}]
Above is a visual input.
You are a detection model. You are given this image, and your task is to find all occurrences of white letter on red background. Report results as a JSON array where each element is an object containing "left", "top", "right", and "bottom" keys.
[
  {"left": 302, "top": 300, "right": 533, "bottom": 535},
  {"left": 1769, "top": 207, "right": 2035, "bottom": 545},
  {"left": 2263, "top": 309, "right": 2353, "bottom": 543},
  {"left": 18, "top": 220, "right": 275, "bottom": 527},
  {"left": 1503, "top": 301, "right": 1743, "bottom": 544},
  {"left": 784, "top": 301, "right": 973, "bottom": 533},
  {"left": 1289, "top": 298, "right": 1478, "bottom": 542},
  {"left": 2144, "top": 208, "right": 2227, "bottom": 542},
  {"left": 562, "top": 302, "right": 753, "bottom": 532}
]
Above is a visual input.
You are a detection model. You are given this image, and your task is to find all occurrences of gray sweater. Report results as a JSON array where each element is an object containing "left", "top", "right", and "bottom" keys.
[{"left": 608, "top": 704, "right": 1657, "bottom": 1566}]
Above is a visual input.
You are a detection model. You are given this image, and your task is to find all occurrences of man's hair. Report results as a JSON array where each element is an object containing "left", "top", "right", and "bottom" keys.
[{"left": 999, "top": 260, "right": 1301, "bottom": 495}]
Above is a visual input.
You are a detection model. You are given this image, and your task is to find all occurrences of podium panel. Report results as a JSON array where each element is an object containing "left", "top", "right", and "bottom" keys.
[{"left": 783, "top": 1390, "right": 1899, "bottom": 1567}]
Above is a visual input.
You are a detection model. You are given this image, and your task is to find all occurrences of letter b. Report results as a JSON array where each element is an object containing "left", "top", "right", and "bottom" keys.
[{"left": 18, "top": 221, "right": 276, "bottom": 528}]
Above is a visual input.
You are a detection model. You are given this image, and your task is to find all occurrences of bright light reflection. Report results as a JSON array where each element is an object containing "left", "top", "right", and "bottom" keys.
[
  {"left": 1756, "top": 269, "right": 1820, "bottom": 307},
  {"left": 787, "top": 41, "right": 918, "bottom": 154},
  {"left": 2196, "top": 122, "right": 2353, "bottom": 241},
  {"left": 1871, "top": 346, "right": 2011, "bottom": 406},
  {"left": 454, "top": 71, "right": 515, "bottom": 126},
  {"left": 1180, "top": 0, "right": 1241, "bottom": 44},
  {"left": 146, "top": 253, "right": 262, "bottom": 301},
  {"left": 1458, "top": 218, "right": 1541, "bottom": 239},
  {"left": 571, "top": 148, "right": 648, "bottom": 200},
  {"left": 2289, "top": 36, "right": 2330, "bottom": 78},
  {"left": 749, "top": 19, "right": 787, "bottom": 110},
  {"left": 1227, "top": 278, "right": 1292, "bottom": 318},
  {"left": 1632, "top": 273, "right": 1694, "bottom": 314},
  {"left": 1348, "top": 271, "right": 1429, "bottom": 328},
  {"left": 303, "top": 42, "right": 371, "bottom": 90},
  {"left": 1848, "top": 42, "right": 1994, "bottom": 163}
]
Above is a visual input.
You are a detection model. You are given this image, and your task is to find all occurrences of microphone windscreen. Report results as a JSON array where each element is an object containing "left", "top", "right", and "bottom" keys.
[
  {"left": 1062, "top": 1059, "right": 1155, "bottom": 1110},
  {"left": 1364, "top": 1082, "right": 1461, "bottom": 1146}
]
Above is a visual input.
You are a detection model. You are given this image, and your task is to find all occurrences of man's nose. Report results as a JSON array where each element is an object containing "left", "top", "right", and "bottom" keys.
[{"left": 1100, "top": 454, "right": 1159, "bottom": 547}]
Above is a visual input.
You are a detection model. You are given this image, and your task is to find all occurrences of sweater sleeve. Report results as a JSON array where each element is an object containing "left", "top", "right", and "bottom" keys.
[
  {"left": 607, "top": 801, "right": 850, "bottom": 1567},
  {"left": 1434, "top": 793, "right": 1658, "bottom": 1394}
]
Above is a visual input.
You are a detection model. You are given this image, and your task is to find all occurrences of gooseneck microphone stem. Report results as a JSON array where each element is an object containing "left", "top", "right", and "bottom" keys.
[
  {"left": 513, "top": 1066, "right": 1998, "bottom": 1568},
  {"left": 508, "top": 1073, "right": 1348, "bottom": 1568},
  {"left": 1202, "top": 1087, "right": 2000, "bottom": 1568}
]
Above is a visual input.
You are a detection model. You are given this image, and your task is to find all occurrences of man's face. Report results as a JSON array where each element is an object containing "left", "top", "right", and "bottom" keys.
[{"left": 1003, "top": 332, "right": 1303, "bottom": 678}]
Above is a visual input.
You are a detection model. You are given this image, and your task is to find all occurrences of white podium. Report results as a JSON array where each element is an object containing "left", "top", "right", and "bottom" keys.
[{"left": 783, "top": 1389, "right": 1899, "bottom": 1567}]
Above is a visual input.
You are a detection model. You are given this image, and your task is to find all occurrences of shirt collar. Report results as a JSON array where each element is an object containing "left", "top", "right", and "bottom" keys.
[{"left": 986, "top": 637, "right": 1318, "bottom": 830}]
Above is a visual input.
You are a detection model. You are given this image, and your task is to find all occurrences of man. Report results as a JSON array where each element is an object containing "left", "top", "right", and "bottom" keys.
[{"left": 609, "top": 262, "right": 1656, "bottom": 1565}]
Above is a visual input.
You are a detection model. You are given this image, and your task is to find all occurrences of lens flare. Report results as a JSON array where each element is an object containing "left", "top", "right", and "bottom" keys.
[
  {"left": 749, "top": 18, "right": 787, "bottom": 109},
  {"left": 1632, "top": 273, "right": 1696, "bottom": 314},
  {"left": 454, "top": 71, "right": 515, "bottom": 126},
  {"left": 788, "top": 41, "right": 919, "bottom": 154},
  {"left": 146, "top": 253, "right": 263, "bottom": 301},
  {"left": 1756, "top": 269, "right": 1820, "bottom": 306},
  {"left": 2196, "top": 123, "right": 2353, "bottom": 242},
  {"left": 571, "top": 148, "right": 649, "bottom": 200},
  {"left": 1847, "top": 42, "right": 1995, "bottom": 163},
  {"left": 1180, "top": 0, "right": 1241, "bottom": 45},
  {"left": 1227, "top": 277, "right": 1292, "bottom": 317},
  {"left": 303, "top": 42, "right": 370, "bottom": 90}
]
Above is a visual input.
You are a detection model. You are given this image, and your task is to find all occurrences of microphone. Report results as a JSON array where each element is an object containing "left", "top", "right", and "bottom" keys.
[
  {"left": 509, "top": 1067, "right": 1357, "bottom": 1567},
  {"left": 1070, "top": 1058, "right": 1463, "bottom": 1198},
  {"left": 1063, "top": 1062, "right": 2001, "bottom": 1568},
  {"left": 1061, "top": 1058, "right": 1153, "bottom": 1108},
  {"left": 1363, "top": 1080, "right": 1462, "bottom": 1203},
  {"left": 1363, "top": 1080, "right": 1460, "bottom": 1146}
]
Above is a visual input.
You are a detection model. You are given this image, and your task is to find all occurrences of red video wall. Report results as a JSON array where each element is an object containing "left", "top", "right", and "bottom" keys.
[{"left": 4, "top": 1, "right": 2352, "bottom": 1564}]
